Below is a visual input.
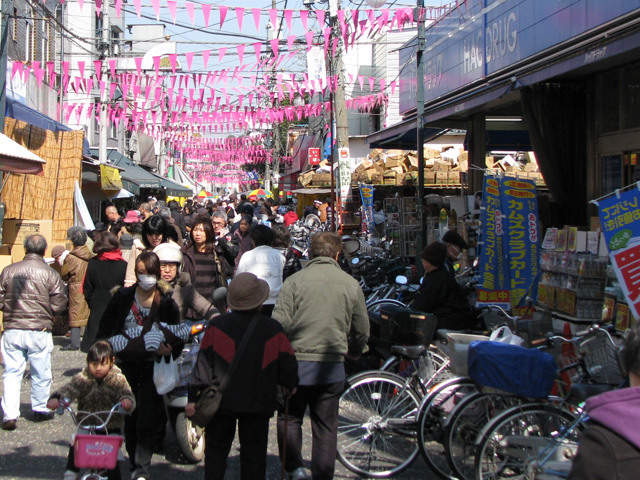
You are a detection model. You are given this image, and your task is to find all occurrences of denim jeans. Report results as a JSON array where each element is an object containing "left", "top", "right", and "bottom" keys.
[{"left": 1, "top": 329, "right": 53, "bottom": 421}]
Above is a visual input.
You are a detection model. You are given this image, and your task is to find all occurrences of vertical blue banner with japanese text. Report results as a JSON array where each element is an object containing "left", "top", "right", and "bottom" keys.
[
  {"left": 477, "top": 175, "right": 511, "bottom": 309},
  {"left": 597, "top": 186, "right": 640, "bottom": 320},
  {"left": 500, "top": 177, "right": 541, "bottom": 315},
  {"left": 359, "top": 184, "right": 375, "bottom": 234}
]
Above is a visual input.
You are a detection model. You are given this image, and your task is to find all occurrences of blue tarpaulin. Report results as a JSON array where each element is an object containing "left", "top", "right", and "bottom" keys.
[{"left": 5, "top": 97, "right": 91, "bottom": 156}]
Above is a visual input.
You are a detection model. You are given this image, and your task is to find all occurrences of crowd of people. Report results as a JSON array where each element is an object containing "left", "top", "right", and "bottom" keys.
[
  {"left": 2, "top": 192, "right": 640, "bottom": 480},
  {"left": 0, "top": 194, "right": 368, "bottom": 480}
]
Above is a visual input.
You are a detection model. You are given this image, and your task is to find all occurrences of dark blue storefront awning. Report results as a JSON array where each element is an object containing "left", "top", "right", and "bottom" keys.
[
  {"left": 5, "top": 97, "right": 91, "bottom": 156},
  {"left": 366, "top": 117, "right": 448, "bottom": 149}
]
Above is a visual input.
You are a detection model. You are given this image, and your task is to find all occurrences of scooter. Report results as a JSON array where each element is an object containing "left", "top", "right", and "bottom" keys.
[{"left": 163, "top": 322, "right": 206, "bottom": 463}]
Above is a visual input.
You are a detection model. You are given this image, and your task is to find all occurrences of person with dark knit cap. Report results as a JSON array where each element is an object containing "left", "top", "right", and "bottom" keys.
[
  {"left": 409, "top": 241, "right": 473, "bottom": 330},
  {"left": 442, "top": 230, "right": 469, "bottom": 277}
]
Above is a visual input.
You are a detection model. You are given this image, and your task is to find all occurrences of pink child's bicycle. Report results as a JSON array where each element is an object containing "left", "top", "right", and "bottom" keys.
[{"left": 58, "top": 401, "right": 128, "bottom": 480}]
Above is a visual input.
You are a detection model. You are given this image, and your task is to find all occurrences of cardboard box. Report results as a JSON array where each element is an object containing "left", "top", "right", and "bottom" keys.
[
  {"left": 3, "top": 220, "right": 53, "bottom": 246},
  {"left": 432, "top": 159, "right": 451, "bottom": 171},
  {"left": 389, "top": 166, "right": 404, "bottom": 174},
  {"left": 383, "top": 172, "right": 398, "bottom": 185},
  {"left": 385, "top": 158, "right": 403, "bottom": 169},
  {"left": 436, "top": 171, "right": 448, "bottom": 184},
  {"left": 313, "top": 173, "right": 331, "bottom": 186},
  {"left": 448, "top": 171, "right": 461, "bottom": 184},
  {"left": 424, "top": 171, "right": 436, "bottom": 185},
  {"left": 424, "top": 147, "right": 441, "bottom": 159},
  {"left": 298, "top": 171, "right": 314, "bottom": 187}
]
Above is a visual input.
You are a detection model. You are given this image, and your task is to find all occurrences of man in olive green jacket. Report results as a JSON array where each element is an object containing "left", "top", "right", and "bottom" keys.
[{"left": 273, "top": 232, "right": 369, "bottom": 480}]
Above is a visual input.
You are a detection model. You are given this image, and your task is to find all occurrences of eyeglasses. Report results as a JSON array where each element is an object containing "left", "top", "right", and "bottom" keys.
[{"left": 160, "top": 263, "right": 178, "bottom": 271}]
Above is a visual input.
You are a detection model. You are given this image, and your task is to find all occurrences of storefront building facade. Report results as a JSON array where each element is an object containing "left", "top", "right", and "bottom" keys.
[{"left": 395, "top": 0, "right": 640, "bottom": 228}]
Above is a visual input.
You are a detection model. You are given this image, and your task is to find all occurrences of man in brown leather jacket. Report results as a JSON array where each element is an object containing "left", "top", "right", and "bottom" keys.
[{"left": 0, "top": 234, "right": 67, "bottom": 430}]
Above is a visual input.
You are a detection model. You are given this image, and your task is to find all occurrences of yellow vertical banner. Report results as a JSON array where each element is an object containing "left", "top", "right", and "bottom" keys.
[{"left": 100, "top": 164, "right": 123, "bottom": 191}]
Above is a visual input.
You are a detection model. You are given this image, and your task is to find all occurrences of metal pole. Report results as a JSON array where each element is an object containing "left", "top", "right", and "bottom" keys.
[
  {"left": 0, "top": 0, "right": 10, "bottom": 133},
  {"left": 58, "top": 4, "right": 65, "bottom": 123},
  {"left": 98, "top": 1, "right": 110, "bottom": 164},
  {"left": 416, "top": 0, "right": 426, "bottom": 250}
]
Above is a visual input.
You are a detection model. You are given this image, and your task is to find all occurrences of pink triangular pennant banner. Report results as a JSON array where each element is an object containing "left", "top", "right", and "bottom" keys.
[
  {"left": 218, "top": 47, "right": 227, "bottom": 63},
  {"left": 252, "top": 8, "right": 261, "bottom": 31},
  {"left": 150, "top": 0, "right": 160, "bottom": 21},
  {"left": 236, "top": 44, "right": 245, "bottom": 65},
  {"left": 201, "top": 3, "right": 211, "bottom": 27},
  {"left": 219, "top": 5, "right": 228, "bottom": 28},
  {"left": 300, "top": 10, "right": 309, "bottom": 31},
  {"left": 166, "top": 0, "right": 178, "bottom": 23},
  {"left": 134, "top": 57, "right": 142, "bottom": 76},
  {"left": 270, "top": 39, "right": 279, "bottom": 57},
  {"left": 184, "top": 1, "right": 195, "bottom": 24},
  {"left": 184, "top": 51, "right": 194, "bottom": 71},
  {"left": 316, "top": 9, "right": 325, "bottom": 27},
  {"left": 235, "top": 7, "right": 245, "bottom": 31},
  {"left": 269, "top": 9, "right": 277, "bottom": 29},
  {"left": 133, "top": 0, "right": 142, "bottom": 17},
  {"left": 253, "top": 42, "right": 262, "bottom": 63},
  {"left": 78, "top": 0, "right": 84, "bottom": 12},
  {"left": 95, "top": 0, "right": 102, "bottom": 17},
  {"left": 284, "top": 9, "right": 294, "bottom": 31},
  {"left": 115, "top": 0, "right": 122, "bottom": 18},
  {"left": 77, "top": 61, "right": 85, "bottom": 79},
  {"left": 108, "top": 59, "right": 116, "bottom": 79},
  {"left": 201, "top": 49, "right": 210, "bottom": 69}
]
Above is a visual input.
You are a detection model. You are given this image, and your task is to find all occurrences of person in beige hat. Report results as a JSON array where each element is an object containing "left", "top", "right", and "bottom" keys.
[{"left": 187, "top": 272, "right": 298, "bottom": 479}]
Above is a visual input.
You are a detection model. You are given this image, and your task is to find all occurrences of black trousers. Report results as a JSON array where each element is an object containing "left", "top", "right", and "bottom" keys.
[
  {"left": 204, "top": 409, "right": 271, "bottom": 480},
  {"left": 277, "top": 381, "right": 344, "bottom": 480},
  {"left": 120, "top": 361, "right": 165, "bottom": 478}
]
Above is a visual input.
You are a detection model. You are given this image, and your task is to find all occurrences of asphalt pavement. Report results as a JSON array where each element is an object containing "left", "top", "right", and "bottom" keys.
[{"left": 0, "top": 335, "right": 434, "bottom": 479}]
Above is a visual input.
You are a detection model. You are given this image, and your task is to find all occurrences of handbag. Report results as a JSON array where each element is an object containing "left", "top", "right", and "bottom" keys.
[
  {"left": 213, "top": 249, "right": 228, "bottom": 288},
  {"left": 190, "top": 315, "right": 260, "bottom": 427},
  {"left": 153, "top": 354, "right": 179, "bottom": 394}
]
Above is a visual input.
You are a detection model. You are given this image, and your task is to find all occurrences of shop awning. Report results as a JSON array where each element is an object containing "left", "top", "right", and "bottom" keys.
[
  {"left": 6, "top": 97, "right": 91, "bottom": 156},
  {"left": 149, "top": 171, "right": 193, "bottom": 197},
  {"left": 89, "top": 148, "right": 162, "bottom": 195},
  {"left": 0, "top": 132, "right": 46, "bottom": 175},
  {"left": 365, "top": 117, "right": 448, "bottom": 150}
]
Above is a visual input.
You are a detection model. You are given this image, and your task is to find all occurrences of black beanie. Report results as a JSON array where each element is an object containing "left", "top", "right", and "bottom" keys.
[
  {"left": 420, "top": 242, "right": 447, "bottom": 268},
  {"left": 442, "top": 230, "right": 469, "bottom": 250}
]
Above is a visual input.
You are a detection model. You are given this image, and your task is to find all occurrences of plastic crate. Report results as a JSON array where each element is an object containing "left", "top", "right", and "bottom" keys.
[
  {"left": 74, "top": 434, "right": 123, "bottom": 470},
  {"left": 437, "top": 333, "right": 489, "bottom": 376}
]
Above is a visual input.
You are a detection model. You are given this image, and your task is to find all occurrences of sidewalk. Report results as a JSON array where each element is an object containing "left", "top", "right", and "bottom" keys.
[{"left": 0, "top": 336, "right": 431, "bottom": 479}]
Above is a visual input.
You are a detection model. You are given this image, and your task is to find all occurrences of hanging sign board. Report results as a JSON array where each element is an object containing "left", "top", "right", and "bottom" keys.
[
  {"left": 338, "top": 147, "right": 351, "bottom": 204},
  {"left": 308, "top": 148, "right": 321, "bottom": 166}
]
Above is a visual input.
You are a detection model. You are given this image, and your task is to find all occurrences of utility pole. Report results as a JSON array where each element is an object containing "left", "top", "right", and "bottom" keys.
[
  {"left": 416, "top": 0, "right": 427, "bottom": 251},
  {"left": 98, "top": 1, "right": 110, "bottom": 164},
  {"left": 0, "top": 0, "right": 10, "bottom": 133},
  {"left": 328, "top": 0, "right": 349, "bottom": 232}
]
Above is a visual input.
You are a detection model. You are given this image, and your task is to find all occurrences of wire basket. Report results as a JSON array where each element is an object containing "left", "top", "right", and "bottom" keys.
[{"left": 578, "top": 330, "right": 625, "bottom": 385}]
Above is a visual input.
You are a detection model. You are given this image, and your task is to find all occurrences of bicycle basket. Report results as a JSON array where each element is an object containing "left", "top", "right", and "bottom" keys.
[
  {"left": 74, "top": 434, "right": 123, "bottom": 470},
  {"left": 379, "top": 306, "right": 438, "bottom": 346},
  {"left": 578, "top": 330, "right": 625, "bottom": 385},
  {"left": 468, "top": 341, "right": 558, "bottom": 398}
]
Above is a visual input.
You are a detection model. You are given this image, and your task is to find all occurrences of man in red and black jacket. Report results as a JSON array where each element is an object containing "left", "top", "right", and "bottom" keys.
[{"left": 187, "top": 272, "right": 298, "bottom": 480}]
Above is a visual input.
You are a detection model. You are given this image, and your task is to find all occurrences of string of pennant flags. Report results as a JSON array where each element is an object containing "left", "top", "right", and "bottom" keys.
[{"left": 17, "top": 1, "right": 472, "bottom": 185}]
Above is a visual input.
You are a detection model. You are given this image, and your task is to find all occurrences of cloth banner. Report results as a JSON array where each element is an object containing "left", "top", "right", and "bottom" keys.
[
  {"left": 499, "top": 177, "right": 541, "bottom": 315},
  {"left": 596, "top": 184, "right": 640, "bottom": 319},
  {"left": 74, "top": 180, "right": 96, "bottom": 230},
  {"left": 100, "top": 164, "right": 123, "bottom": 190},
  {"left": 359, "top": 184, "right": 375, "bottom": 234},
  {"left": 477, "top": 174, "right": 540, "bottom": 311}
]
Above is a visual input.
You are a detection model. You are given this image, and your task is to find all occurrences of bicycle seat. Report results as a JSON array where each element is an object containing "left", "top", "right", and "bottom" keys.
[
  {"left": 390, "top": 344, "right": 427, "bottom": 360},
  {"left": 567, "top": 383, "right": 613, "bottom": 403}
]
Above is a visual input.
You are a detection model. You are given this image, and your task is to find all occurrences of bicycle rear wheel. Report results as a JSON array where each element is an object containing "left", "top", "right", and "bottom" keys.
[
  {"left": 474, "top": 403, "right": 581, "bottom": 480},
  {"left": 382, "top": 349, "right": 452, "bottom": 395},
  {"left": 417, "top": 377, "right": 479, "bottom": 479},
  {"left": 444, "top": 393, "right": 521, "bottom": 480},
  {"left": 337, "top": 372, "right": 421, "bottom": 478}
]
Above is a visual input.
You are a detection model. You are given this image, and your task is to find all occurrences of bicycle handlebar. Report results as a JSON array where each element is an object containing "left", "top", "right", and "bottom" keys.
[{"left": 58, "top": 401, "right": 129, "bottom": 431}]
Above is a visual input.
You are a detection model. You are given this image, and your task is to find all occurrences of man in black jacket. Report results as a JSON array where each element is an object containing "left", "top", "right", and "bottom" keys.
[{"left": 409, "top": 242, "right": 473, "bottom": 330}]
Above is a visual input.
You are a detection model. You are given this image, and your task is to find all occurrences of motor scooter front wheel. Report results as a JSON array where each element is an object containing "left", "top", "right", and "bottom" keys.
[{"left": 175, "top": 411, "right": 205, "bottom": 463}]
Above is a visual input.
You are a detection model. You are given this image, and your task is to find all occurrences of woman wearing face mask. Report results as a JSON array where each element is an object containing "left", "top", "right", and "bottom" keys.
[
  {"left": 96, "top": 251, "right": 181, "bottom": 480},
  {"left": 124, "top": 214, "right": 174, "bottom": 287}
]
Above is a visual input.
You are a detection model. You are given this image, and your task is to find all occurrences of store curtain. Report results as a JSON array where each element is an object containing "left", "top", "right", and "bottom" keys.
[{"left": 520, "top": 83, "right": 587, "bottom": 226}]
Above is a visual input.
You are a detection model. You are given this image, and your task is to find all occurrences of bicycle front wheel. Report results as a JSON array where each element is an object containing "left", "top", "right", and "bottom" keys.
[
  {"left": 337, "top": 372, "right": 421, "bottom": 477},
  {"left": 444, "top": 393, "right": 521, "bottom": 480},
  {"left": 474, "top": 403, "right": 581, "bottom": 480},
  {"left": 417, "top": 377, "right": 478, "bottom": 479}
]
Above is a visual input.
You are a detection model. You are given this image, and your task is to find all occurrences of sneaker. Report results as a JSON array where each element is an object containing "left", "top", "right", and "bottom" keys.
[
  {"left": 1, "top": 419, "right": 17, "bottom": 431},
  {"left": 32, "top": 411, "right": 54, "bottom": 422},
  {"left": 287, "top": 467, "right": 311, "bottom": 480},
  {"left": 61, "top": 344, "right": 79, "bottom": 351},
  {"left": 63, "top": 470, "right": 79, "bottom": 480}
]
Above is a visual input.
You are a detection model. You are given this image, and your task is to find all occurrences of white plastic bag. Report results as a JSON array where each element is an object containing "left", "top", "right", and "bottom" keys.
[
  {"left": 489, "top": 326, "right": 525, "bottom": 346},
  {"left": 153, "top": 355, "right": 178, "bottom": 394}
]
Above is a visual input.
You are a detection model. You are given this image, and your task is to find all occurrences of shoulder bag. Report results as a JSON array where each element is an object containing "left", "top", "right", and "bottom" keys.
[{"left": 190, "top": 314, "right": 259, "bottom": 427}]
